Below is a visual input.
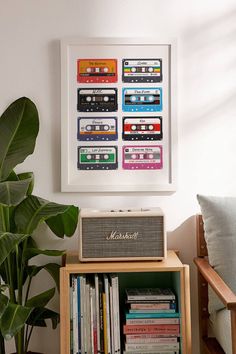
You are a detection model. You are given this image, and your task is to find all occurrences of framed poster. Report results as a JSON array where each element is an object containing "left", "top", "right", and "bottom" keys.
[{"left": 61, "top": 38, "right": 177, "bottom": 192}]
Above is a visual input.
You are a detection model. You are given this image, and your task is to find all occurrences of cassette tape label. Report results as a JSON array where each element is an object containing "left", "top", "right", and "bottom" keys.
[
  {"left": 123, "top": 145, "right": 163, "bottom": 170},
  {"left": 78, "top": 88, "right": 118, "bottom": 112},
  {"left": 78, "top": 117, "right": 118, "bottom": 141},
  {"left": 122, "top": 59, "right": 162, "bottom": 83},
  {"left": 77, "top": 59, "right": 117, "bottom": 83},
  {"left": 123, "top": 117, "right": 162, "bottom": 141},
  {"left": 122, "top": 88, "right": 162, "bottom": 112},
  {"left": 78, "top": 146, "right": 118, "bottom": 170}
]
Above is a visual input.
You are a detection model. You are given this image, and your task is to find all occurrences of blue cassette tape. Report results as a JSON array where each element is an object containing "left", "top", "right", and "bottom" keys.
[{"left": 122, "top": 88, "right": 162, "bottom": 112}]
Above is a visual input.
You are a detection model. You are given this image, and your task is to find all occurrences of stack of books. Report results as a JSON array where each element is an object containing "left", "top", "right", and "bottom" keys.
[
  {"left": 71, "top": 273, "right": 121, "bottom": 354},
  {"left": 123, "top": 288, "right": 180, "bottom": 354}
]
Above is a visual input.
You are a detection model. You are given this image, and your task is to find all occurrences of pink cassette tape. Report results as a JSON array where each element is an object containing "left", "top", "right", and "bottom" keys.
[{"left": 123, "top": 145, "right": 163, "bottom": 170}]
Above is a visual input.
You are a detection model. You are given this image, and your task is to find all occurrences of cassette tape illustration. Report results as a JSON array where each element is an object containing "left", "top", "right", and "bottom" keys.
[
  {"left": 122, "top": 88, "right": 162, "bottom": 112},
  {"left": 77, "top": 59, "right": 117, "bottom": 83},
  {"left": 123, "top": 145, "right": 163, "bottom": 170},
  {"left": 122, "top": 59, "right": 162, "bottom": 83},
  {"left": 78, "top": 146, "right": 118, "bottom": 170},
  {"left": 77, "top": 88, "right": 118, "bottom": 112},
  {"left": 122, "top": 117, "right": 162, "bottom": 141},
  {"left": 77, "top": 117, "right": 118, "bottom": 141}
]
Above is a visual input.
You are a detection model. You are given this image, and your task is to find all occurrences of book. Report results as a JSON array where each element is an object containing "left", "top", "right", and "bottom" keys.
[
  {"left": 70, "top": 280, "right": 73, "bottom": 354},
  {"left": 129, "top": 309, "right": 176, "bottom": 313},
  {"left": 77, "top": 276, "right": 81, "bottom": 354},
  {"left": 122, "top": 351, "right": 178, "bottom": 354},
  {"left": 125, "top": 333, "right": 178, "bottom": 341},
  {"left": 125, "top": 335, "right": 178, "bottom": 344},
  {"left": 123, "top": 324, "right": 180, "bottom": 335},
  {"left": 126, "top": 312, "right": 179, "bottom": 319},
  {"left": 104, "top": 275, "right": 111, "bottom": 354},
  {"left": 103, "top": 292, "right": 108, "bottom": 354},
  {"left": 125, "top": 342, "right": 179, "bottom": 351},
  {"left": 126, "top": 318, "right": 180, "bottom": 325},
  {"left": 95, "top": 274, "right": 101, "bottom": 354},
  {"left": 80, "top": 275, "right": 86, "bottom": 354},
  {"left": 85, "top": 281, "right": 91, "bottom": 354},
  {"left": 98, "top": 275, "right": 105, "bottom": 354},
  {"left": 129, "top": 302, "right": 176, "bottom": 310},
  {"left": 110, "top": 274, "right": 121, "bottom": 354},
  {"left": 126, "top": 288, "right": 175, "bottom": 301},
  {"left": 109, "top": 283, "right": 115, "bottom": 354},
  {"left": 72, "top": 275, "right": 79, "bottom": 354}
]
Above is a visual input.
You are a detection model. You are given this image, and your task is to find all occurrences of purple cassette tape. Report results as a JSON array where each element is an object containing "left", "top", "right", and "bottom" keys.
[{"left": 123, "top": 145, "right": 163, "bottom": 170}]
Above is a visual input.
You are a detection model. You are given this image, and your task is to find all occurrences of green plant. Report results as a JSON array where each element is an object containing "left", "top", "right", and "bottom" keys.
[{"left": 0, "top": 97, "right": 79, "bottom": 354}]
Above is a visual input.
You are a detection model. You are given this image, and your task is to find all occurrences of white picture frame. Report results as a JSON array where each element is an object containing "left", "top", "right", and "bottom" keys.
[{"left": 61, "top": 37, "right": 177, "bottom": 192}]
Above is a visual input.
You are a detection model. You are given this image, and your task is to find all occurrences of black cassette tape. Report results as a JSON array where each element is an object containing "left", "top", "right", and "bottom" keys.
[{"left": 77, "top": 88, "right": 118, "bottom": 112}]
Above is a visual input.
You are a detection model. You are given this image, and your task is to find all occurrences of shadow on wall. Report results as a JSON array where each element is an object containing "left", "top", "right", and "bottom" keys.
[{"left": 182, "top": 8, "right": 236, "bottom": 133}]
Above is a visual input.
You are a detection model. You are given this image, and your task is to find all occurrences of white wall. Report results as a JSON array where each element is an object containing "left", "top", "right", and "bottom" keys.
[{"left": 1, "top": 0, "right": 236, "bottom": 353}]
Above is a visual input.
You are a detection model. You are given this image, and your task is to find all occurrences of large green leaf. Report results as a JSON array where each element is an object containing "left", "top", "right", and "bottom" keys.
[
  {"left": 0, "top": 232, "right": 28, "bottom": 266},
  {"left": 46, "top": 205, "right": 79, "bottom": 238},
  {"left": 0, "top": 303, "right": 32, "bottom": 339},
  {"left": 17, "top": 172, "right": 34, "bottom": 196},
  {"left": 14, "top": 195, "right": 77, "bottom": 234},
  {"left": 26, "top": 308, "right": 59, "bottom": 329},
  {"left": 0, "top": 293, "right": 9, "bottom": 318},
  {"left": 23, "top": 248, "right": 64, "bottom": 262},
  {"left": 27, "top": 263, "right": 60, "bottom": 291},
  {"left": 26, "top": 288, "right": 55, "bottom": 308},
  {"left": 0, "top": 97, "right": 39, "bottom": 182},
  {"left": 0, "top": 178, "right": 32, "bottom": 206}
]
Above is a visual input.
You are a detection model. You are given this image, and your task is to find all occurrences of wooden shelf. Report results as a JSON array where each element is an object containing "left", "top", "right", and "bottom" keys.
[{"left": 60, "top": 250, "right": 192, "bottom": 354}]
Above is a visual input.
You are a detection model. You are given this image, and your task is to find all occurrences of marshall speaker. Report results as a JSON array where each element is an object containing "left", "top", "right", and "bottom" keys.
[{"left": 79, "top": 208, "right": 166, "bottom": 262}]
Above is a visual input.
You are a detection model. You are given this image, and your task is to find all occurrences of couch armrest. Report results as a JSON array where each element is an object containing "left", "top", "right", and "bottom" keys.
[{"left": 194, "top": 257, "right": 236, "bottom": 310}]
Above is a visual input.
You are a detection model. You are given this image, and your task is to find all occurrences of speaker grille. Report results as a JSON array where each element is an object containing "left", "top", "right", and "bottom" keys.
[{"left": 81, "top": 216, "right": 164, "bottom": 259}]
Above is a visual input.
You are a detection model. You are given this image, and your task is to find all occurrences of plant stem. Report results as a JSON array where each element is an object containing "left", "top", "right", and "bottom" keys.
[
  {"left": 17, "top": 328, "right": 24, "bottom": 354},
  {"left": 15, "top": 245, "right": 22, "bottom": 305},
  {"left": 0, "top": 206, "right": 6, "bottom": 231},
  {"left": 25, "top": 325, "right": 33, "bottom": 353},
  {"left": 25, "top": 277, "right": 32, "bottom": 305}
]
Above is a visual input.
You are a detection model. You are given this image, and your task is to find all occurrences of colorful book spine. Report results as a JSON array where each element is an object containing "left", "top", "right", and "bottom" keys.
[
  {"left": 125, "top": 342, "right": 180, "bottom": 351},
  {"left": 125, "top": 333, "right": 178, "bottom": 341},
  {"left": 126, "top": 335, "right": 178, "bottom": 344},
  {"left": 77, "top": 276, "right": 81, "bottom": 354},
  {"left": 126, "top": 318, "right": 180, "bottom": 325},
  {"left": 126, "top": 288, "right": 175, "bottom": 301},
  {"left": 123, "top": 351, "right": 178, "bottom": 354},
  {"left": 123, "top": 324, "right": 180, "bottom": 335},
  {"left": 95, "top": 274, "right": 100, "bottom": 354},
  {"left": 98, "top": 276, "right": 105, "bottom": 354},
  {"left": 129, "top": 309, "right": 176, "bottom": 313},
  {"left": 103, "top": 293, "right": 108, "bottom": 354},
  {"left": 130, "top": 302, "right": 176, "bottom": 310},
  {"left": 126, "top": 312, "right": 179, "bottom": 319},
  {"left": 72, "top": 275, "right": 79, "bottom": 354}
]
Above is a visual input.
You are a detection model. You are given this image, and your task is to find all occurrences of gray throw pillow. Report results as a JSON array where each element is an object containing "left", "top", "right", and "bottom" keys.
[{"left": 197, "top": 195, "right": 236, "bottom": 313}]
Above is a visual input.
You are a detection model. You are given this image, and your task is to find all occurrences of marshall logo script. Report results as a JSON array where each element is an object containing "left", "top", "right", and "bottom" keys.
[{"left": 106, "top": 230, "right": 139, "bottom": 240}]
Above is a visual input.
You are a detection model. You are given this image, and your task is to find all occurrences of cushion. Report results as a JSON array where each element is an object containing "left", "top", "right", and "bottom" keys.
[
  {"left": 197, "top": 195, "right": 236, "bottom": 312},
  {"left": 209, "top": 308, "right": 232, "bottom": 354}
]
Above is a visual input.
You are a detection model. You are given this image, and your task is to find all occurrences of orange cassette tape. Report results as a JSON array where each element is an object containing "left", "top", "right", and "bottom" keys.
[{"left": 77, "top": 59, "right": 117, "bottom": 83}]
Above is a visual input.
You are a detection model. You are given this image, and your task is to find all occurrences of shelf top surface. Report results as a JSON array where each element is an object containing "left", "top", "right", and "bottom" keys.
[{"left": 63, "top": 250, "right": 184, "bottom": 273}]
